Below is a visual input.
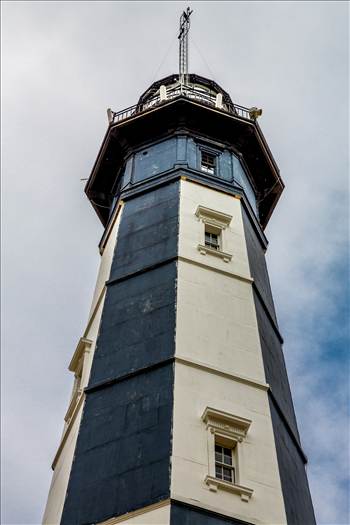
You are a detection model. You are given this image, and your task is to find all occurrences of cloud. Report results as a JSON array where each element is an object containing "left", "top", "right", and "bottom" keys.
[{"left": 2, "top": 2, "right": 348, "bottom": 524}]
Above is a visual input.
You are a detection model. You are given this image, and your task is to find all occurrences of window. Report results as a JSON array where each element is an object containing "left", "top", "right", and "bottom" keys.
[
  {"left": 202, "top": 407, "right": 253, "bottom": 501},
  {"left": 201, "top": 151, "right": 216, "bottom": 174},
  {"left": 215, "top": 444, "right": 235, "bottom": 483},
  {"left": 205, "top": 230, "right": 219, "bottom": 251},
  {"left": 195, "top": 206, "right": 232, "bottom": 262}
]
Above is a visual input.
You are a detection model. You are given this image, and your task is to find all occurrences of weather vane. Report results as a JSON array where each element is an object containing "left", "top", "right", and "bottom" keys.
[{"left": 178, "top": 7, "right": 193, "bottom": 86}]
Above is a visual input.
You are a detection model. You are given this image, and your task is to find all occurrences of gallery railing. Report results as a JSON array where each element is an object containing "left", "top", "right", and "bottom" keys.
[{"left": 107, "top": 83, "right": 256, "bottom": 125}]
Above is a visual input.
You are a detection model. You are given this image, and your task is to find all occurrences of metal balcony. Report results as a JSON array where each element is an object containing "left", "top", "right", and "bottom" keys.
[{"left": 107, "top": 83, "right": 258, "bottom": 126}]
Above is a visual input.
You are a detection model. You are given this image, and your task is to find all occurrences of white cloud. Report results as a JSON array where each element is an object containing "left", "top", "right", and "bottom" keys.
[{"left": 2, "top": 2, "right": 348, "bottom": 524}]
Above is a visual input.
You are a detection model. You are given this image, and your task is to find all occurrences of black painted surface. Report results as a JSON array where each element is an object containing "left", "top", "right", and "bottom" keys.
[
  {"left": 61, "top": 365, "right": 174, "bottom": 525},
  {"left": 61, "top": 182, "right": 180, "bottom": 524},
  {"left": 242, "top": 207, "right": 277, "bottom": 323},
  {"left": 110, "top": 181, "right": 179, "bottom": 282},
  {"left": 170, "top": 501, "right": 253, "bottom": 525},
  {"left": 88, "top": 181, "right": 179, "bottom": 386},
  {"left": 89, "top": 262, "right": 177, "bottom": 386},
  {"left": 254, "top": 294, "right": 299, "bottom": 438},
  {"left": 243, "top": 208, "right": 315, "bottom": 522},
  {"left": 269, "top": 400, "right": 316, "bottom": 525}
]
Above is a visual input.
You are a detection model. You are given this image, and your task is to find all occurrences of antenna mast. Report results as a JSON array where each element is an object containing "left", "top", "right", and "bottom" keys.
[{"left": 178, "top": 7, "right": 193, "bottom": 86}]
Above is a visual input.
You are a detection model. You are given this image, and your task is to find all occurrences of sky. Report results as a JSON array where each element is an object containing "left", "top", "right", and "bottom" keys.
[{"left": 1, "top": 1, "right": 349, "bottom": 524}]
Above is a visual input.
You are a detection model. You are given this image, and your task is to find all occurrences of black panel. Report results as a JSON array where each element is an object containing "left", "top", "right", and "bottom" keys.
[
  {"left": 242, "top": 207, "right": 277, "bottom": 323},
  {"left": 170, "top": 501, "right": 253, "bottom": 525},
  {"left": 254, "top": 293, "right": 299, "bottom": 437},
  {"left": 243, "top": 209, "right": 315, "bottom": 522},
  {"left": 61, "top": 364, "right": 174, "bottom": 525},
  {"left": 269, "top": 400, "right": 316, "bottom": 525},
  {"left": 89, "top": 262, "right": 177, "bottom": 385},
  {"left": 110, "top": 181, "right": 179, "bottom": 281},
  {"left": 88, "top": 181, "right": 179, "bottom": 386}
]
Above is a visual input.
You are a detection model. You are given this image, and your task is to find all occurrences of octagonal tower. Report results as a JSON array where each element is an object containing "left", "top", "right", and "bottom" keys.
[{"left": 43, "top": 72, "right": 315, "bottom": 525}]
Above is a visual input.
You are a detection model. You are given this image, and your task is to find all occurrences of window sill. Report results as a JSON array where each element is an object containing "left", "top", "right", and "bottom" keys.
[
  {"left": 197, "top": 244, "right": 232, "bottom": 263},
  {"left": 204, "top": 475, "right": 253, "bottom": 502}
]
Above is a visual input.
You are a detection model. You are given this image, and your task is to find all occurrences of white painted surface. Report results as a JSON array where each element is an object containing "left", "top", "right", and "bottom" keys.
[
  {"left": 89, "top": 205, "right": 123, "bottom": 318},
  {"left": 178, "top": 179, "right": 250, "bottom": 279},
  {"left": 43, "top": 208, "right": 123, "bottom": 524},
  {"left": 105, "top": 503, "right": 170, "bottom": 524},
  {"left": 177, "top": 180, "right": 265, "bottom": 382},
  {"left": 42, "top": 403, "right": 83, "bottom": 525}
]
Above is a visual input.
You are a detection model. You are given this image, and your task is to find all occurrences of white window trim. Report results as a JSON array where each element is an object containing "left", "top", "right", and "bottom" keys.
[
  {"left": 65, "top": 337, "right": 92, "bottom": 424},
  {"left": 202, "top": 407, "right": 254, "bottom": 502},
  {"left": 195, "top": 205, "right": 232, "bottom": 229},
  {"left": 197, "top": 244, "right": 232, "bottom": 262},
  {"left": 195, "top": 206, "right": 233, "bottom": 263}
]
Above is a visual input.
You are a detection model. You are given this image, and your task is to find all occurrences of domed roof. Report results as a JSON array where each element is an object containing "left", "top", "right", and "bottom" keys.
[{"left": 138, "top": 73, "right": 234, "bottom": 107}]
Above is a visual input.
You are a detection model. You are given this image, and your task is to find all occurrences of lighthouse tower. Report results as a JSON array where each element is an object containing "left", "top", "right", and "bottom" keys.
[{"left": 43, "top": 9, "right": 315, "bottom": 525}]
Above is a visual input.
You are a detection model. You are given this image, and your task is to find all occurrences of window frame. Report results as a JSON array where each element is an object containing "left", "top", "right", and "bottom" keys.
[
  {"left": 215, "top": 443, "right": 235, "bottom": 483},
  {"left": 201, "top": 150, "right": 217, "bottom": 175},
  {"left": 205, "top": 228, "right": 220, "bottom": 251},
  {"left": 195, "top": 205, "right": 232, "bottom": 263},
  {"left": 197, "top": 144, "right": 221, "bottom": 178}
]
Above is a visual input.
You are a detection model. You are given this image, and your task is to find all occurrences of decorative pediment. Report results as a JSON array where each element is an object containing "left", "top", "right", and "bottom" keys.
[
  {"left": 69, "top": 337, "right": 92, "bottom": 374},
  {"left": 202, "top": 407, "right": 251, "bottom": 441},
  {"left": 195, "top": 205, "right": 232, "bottom": 229}
]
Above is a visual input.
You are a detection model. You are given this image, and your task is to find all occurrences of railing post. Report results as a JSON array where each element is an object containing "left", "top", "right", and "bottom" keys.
[
  {"left": 160, "top": 85, "right": 167, "bottom": 101},
  {"left": 215, "top": 93, "right": 223, "bottom": 109}
]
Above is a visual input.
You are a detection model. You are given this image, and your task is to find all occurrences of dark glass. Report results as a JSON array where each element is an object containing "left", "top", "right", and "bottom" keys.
[
  {"left": 205, "top": 232, "right": 219, "bottom": 249},
  {"left": 223, "top": 467, "right": 232, "bottom": 482},
  {"left": 223, "top": 448, "right": 232, "bottom": 465}
]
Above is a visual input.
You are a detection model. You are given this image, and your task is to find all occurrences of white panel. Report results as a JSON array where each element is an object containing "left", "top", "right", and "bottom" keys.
[
  {"left": 178, "top": 179, "right": 250, "bottom": 278},
  {"left": 89, "top": 205, "right": 124, "bottom": 318},
  {"left": 177, "top": 180, "right": 265, "bottom": 381},
  {"left": 42, "top": 404, "right": 83, "bottom": 525},
  {"left": 171, "top": 363, "right": 287, "bottom": 525},
  {"left": 176, "top": 260, "right": 265, "bottom": 381},
  {"left": 106, "top": 503, "right": 170, "bottom": 524}
]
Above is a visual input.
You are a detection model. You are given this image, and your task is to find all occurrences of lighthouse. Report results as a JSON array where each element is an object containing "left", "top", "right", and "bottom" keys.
[{"left": 43, "top": 9, "right": 315, "bottom": 525}]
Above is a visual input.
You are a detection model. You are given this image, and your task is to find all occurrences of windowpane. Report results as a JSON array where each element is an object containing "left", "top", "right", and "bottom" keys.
[
  {"left": 223, "top": 467, "right": 233, "bottom": 482},
  {"left": 223, "top": 448, "right": 232, "bottom": 465},
  {"left": 215, "top": 443, "right": 235, "bottom": 483},
  {"left": 205, "top": 231, "right": 219, "bottom": 250},
  {"left": 215, "top": 465, "right": 223, "bottom": 479}
]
